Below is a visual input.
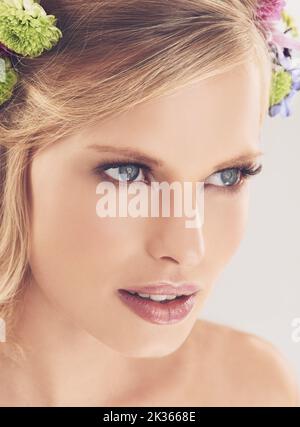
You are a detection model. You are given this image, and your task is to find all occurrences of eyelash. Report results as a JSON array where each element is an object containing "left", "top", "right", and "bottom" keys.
[
  {"left": 207, "top": 163, "right": 263, "bottom": 195},
  {"left": 93, "top": 161, "right": 263, "bottom": 194}
]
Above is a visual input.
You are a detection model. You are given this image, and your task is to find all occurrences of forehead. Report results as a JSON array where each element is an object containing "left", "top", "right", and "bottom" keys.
[
  {"left": 90, "top": 59, "right": 262, "bottom": 134},
  {"left": 80, "top": 60, "right": 263, "bottom": 168},
  {"left": 43, "top": 59, "right": 265, "bottom": 180}
]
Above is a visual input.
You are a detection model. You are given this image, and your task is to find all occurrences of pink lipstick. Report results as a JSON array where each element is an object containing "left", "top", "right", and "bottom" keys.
[{"left": 117, "top": 282, "right": 200, "bottom": 325}]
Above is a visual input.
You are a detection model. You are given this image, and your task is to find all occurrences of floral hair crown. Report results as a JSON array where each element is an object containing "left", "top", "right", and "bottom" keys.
[
  {"left": 256, "top": 0, "right": 300, "bottom": 117},
  {"left": 0, "top": 0, "right": 62, "bottom": 106},
  {"left": 0, "top": 0, "right": 300, "bottom": 118}
]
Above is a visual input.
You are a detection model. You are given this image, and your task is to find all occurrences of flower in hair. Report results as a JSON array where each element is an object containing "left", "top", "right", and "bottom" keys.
[
  {"left": 269, "top": 49, "right": 300, "bottom": 117},
  {"left": 256, "top": 0, "right": 286, "bottom": 23},
  {"left": 0, "top": 55, "right": 18, "bottom": 105},
  {"left": 0, "top": 0, "right": 62, "bottom": 57},
  {"left": 256, "top": 0, "right": 300, "bottom": 118}
]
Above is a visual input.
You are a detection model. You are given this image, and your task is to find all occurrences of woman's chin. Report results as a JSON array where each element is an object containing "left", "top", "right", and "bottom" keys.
[{"left": 90, "top": 325, "right": 193, "bottom": 359}]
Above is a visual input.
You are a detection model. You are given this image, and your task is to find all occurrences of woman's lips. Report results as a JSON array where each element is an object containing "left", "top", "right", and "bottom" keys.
[
  {"left": 117, "top": 288, "right": 199, "bottom": 325},
  {"left": 121, "top": 282, "right": 201, "bottom": 296}
]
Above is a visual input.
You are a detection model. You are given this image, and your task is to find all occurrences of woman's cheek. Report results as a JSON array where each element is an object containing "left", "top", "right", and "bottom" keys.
[{"left": 204, "top": 185, "right": 250, "bottom": 270}]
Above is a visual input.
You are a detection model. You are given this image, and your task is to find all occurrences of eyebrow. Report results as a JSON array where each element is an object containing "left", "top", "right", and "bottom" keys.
[
  {"left": 86, "top": 144, "right": 164, "bottom": 167},
  {"left": 212, "top": 150, "right": 264, "bottom": 171},
  {"left": 86, "top": 144, "right": 263, "bottom": 171}
]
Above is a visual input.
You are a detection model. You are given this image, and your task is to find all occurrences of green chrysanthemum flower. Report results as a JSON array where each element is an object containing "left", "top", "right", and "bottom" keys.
[
  {"left": 0, "top": 55, "right": 18, "bottom": 106},
  {"left": 0, "top": 0, "right": 62, "bottom": 58},
  {"left": 269, "top": 70, "right": 292, "bottom": 107}
]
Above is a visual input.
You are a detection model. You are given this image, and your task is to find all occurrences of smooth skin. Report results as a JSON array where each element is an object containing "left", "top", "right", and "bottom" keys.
[{"left": 0, "top": 59, "right": 299, "bottom": 406}]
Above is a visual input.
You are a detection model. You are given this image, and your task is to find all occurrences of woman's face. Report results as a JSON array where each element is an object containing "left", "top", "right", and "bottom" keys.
[{"left": 28, "top": 60, "right": 267, "bottom": 357}]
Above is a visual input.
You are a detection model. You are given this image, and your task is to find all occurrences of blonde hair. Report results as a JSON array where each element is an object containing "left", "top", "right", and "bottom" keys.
[{"left": 0, "top": 0, "right": 271, "bottom": 355}]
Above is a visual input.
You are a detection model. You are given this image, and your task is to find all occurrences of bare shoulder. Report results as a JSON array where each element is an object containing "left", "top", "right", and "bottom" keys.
[{"left": 187, "top": 319, "right": 300, "bottom": 407}]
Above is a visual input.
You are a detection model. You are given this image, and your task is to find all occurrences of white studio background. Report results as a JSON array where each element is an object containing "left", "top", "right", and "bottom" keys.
[{"left": 200, "top": 0, "right": 300, "bottom": 387}]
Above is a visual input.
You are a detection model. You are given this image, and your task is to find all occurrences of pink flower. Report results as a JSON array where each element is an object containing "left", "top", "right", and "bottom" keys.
[
  {"left": 271, "top": 27, "right": 300, "bottom": 51},
  {"left": 255, "top": 0, "right": 300, "bottom": 51},
  {"left": 256, "top": 0, "right": 286, "bottom": 22}
]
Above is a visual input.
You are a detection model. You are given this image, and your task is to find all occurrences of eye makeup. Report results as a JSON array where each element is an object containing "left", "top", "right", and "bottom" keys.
[
  {"left": 92, "top": 158, "right": 263, "bottom": 194},
  {"left": 205, "top": 162, "right": 263, "bottom": 195}
]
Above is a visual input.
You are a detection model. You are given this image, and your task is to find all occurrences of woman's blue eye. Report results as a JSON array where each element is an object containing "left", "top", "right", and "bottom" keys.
[
  {"left": 205, "top": 164, "right": 263, "bottom": 191},
  {"left": 95, "top": 161, "right": 262, "bottom": 190},
  {"left": 206, "top": 168, "right": 241, "bottom": 187},
  {"left": 103, "top": 164, "right": 147, "bottom": 183}
]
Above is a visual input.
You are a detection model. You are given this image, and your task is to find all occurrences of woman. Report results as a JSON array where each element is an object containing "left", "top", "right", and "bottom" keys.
[{"left": 0, "top": 0, "right": 299, "bottom": 406}]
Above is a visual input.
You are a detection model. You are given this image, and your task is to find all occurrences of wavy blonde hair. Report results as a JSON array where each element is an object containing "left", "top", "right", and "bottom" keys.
[{"left": 0, "top": 0, "right": 271, "bottom": 357}]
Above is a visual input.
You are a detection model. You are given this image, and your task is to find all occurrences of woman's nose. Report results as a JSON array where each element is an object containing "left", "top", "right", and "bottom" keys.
[{"left": 146, "top": 214, "right": 205, "bottom": 268}]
